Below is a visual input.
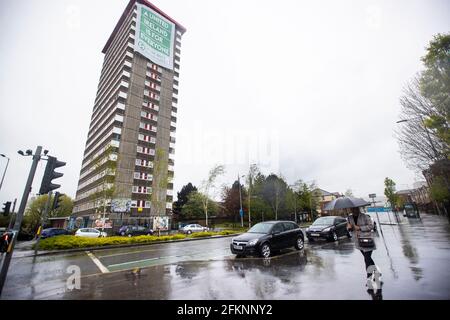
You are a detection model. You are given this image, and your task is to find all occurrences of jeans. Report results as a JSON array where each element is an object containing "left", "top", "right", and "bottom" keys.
[{"left": 360, "top": 250, "right": 375, "bottom": 277}]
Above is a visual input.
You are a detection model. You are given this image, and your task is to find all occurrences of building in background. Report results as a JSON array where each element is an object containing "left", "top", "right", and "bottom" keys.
[
  {"left": 71, "top": 0, "right": 186, "bottom": 231},
  {"left": 313, "top": 188, "right": 341, "bottom": 216}
]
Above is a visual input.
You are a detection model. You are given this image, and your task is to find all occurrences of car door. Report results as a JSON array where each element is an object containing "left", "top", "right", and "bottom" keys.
[
  {"left": 282, "top": 222, "right": 297, "bottom": 247},
  {"left": 335, "top": 218, "right": 347, "bottom": 236},
  {"left": 270, "top": 223, "right": 285, "bottom": 249},
  {"left": 89, "top": 229, "right": 99, "bottom": 238},
  {"left": 137, "top": 226, "right": 146, "bottom": 235}
]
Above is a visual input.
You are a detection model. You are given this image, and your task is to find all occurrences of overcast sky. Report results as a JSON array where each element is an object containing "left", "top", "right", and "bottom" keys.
[{"left": 1, "top": 0, "right": 449, "bottom": 206}]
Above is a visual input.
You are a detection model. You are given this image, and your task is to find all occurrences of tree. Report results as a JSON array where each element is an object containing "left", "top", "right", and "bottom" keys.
[
  {"left": 173, "top": 183, "right": 197, "bottom": 215},
  {"left": 89, "top": 145, "right": 117, "bottom": 219},
  {"left": 181, "top": 191, "right": 217, "bottom": 219},
  {"left": 429, "top": 176, "right": 450, "bottom": 204},
  {"left": 222, "top": 180, "right": 247, "bottom": 222},
  {"left": 23, "top": 194, "right": 74, "bottom": 232},
  {"left": 396, "top": 33, "right": 449, "bottom": 172},
  {"left": 151, "top": 148, "right": 169, "bottom": 216},
  {"left": 261, "top": 174, "right": 288, "bottom": 220},
  {"left": 396, "top": 77, "right": 446, "bottom": 171},
  {"left": 200, "top": 164, "right": 225, "bottom": 227},
  {"left": 384, "top": 177, "right": 399, "bottom": 212},
  {"left": 245, "top": 163, "right": 259, "bottom": 227},
  {"left": 420, "top": 33, "right": 450, "bottom": 156},
  {"left": 297, "top": 181, "right": 319, "bottom": 221}
]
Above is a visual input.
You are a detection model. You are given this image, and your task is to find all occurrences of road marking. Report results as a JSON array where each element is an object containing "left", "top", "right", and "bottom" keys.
[
  {"left": 107, "top": 248, "right": 230, "bottom": 270},
  {"left": 86, "top": 251, "right": 110, "bottom": 273},
  {"left": 95, "top": 239, "right": 231, "bottom": 258}
]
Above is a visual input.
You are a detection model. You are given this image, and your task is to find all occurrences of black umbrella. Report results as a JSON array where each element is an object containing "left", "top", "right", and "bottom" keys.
[{"left": 323, "top": 196, "right": 371, "bottom": 211}]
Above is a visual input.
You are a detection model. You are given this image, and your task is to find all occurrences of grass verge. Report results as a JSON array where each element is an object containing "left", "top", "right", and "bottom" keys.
[{"left": 35, "top": 230, "right": 239, "bottom": 251}]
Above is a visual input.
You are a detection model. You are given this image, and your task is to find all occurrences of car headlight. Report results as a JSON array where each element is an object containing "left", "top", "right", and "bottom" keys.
[
  {"left": 323, "top": 227, "right": 331, "bottom": 232},
  {"left": 248, "top": 239, "right": 258, "bottom": 246}
]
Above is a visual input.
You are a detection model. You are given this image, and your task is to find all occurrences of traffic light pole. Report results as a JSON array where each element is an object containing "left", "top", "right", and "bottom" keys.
[
  {"left": 7, "top": 198, "right": 17, "bottom": 230},
  {"left": 34, "top": 191, "right": 52, "bottom": 255},
  {"left": 0, "top": 146, "right": 42, "bottom": 296}
]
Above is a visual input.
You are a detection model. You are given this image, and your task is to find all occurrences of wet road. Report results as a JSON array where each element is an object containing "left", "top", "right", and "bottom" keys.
[{"left": 1, "top": 213, "right": 450, "bottom": 300}]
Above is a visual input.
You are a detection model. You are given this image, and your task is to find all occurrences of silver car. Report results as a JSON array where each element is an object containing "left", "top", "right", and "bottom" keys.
[{"left": 180, "top": 224, "right": 208, "bottom": 235}]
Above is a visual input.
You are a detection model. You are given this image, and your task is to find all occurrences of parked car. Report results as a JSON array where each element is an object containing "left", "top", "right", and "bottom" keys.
[
  {"left": 305, "top": 216, "right": 350, "bottom": 242},
  {"left": 180, "top": 224, "right": 208, "bottom": 234},
  {"left": 230, "top": 221, "right": 304, "bottom": 258},
  {"left": 75, "top": 228, "right": 107, "bottom": 238},
  {"left": 118, "top": 225, "right": 154, "bottom": 237},
  {"left": 40, "top": 228, "right": 70, "bottom": 239}
]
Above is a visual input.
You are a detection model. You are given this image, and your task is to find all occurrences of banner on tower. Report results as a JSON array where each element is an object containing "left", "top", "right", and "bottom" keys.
[{"left": 135, "top": 3, "right": 175, "bottom": 70}]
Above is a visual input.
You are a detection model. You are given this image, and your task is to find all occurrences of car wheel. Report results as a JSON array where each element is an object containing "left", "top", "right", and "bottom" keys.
[
  {"left": 330, "top": 231, "right": 338, "bottom": 242},
  {"left": 121, "top": 232, "right": 125, "bottom": 236},
  {"left": 147, "top": 233, "right": 152, "bottom": 236},
  {"left": 295, "top": 237, "right": 304, "bottom": 250},
  {"left": 260, "top": 243, "right": 271, "bottom": 258},
  {"left": 128, "top": 234, "right": 132, "bottom": 238},
  {"left": 187, "top": 230, "right": 192, "bottom": 235}
]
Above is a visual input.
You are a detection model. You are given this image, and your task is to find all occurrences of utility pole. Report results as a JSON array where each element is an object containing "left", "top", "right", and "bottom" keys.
[
  {"left": 0, "top": 146, "right": 42, "bottom": 296},
  {"left": 0, "top": 154, "right": 10, "bottom": 192},
  {"left": 238, "top": 174, "right": 243, "bottom": 228},
  {"left": 247, "top": 174, "right": 252, "bottom": 228},
  {"left": 7, "top": 198, "right": 17, "bottom": 230}
]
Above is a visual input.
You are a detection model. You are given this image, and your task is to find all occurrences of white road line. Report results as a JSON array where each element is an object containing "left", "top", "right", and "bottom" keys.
[
  {"left": 107, "top": 248, "right": 229, "bottom": 269},
  {"left": 86, "top": 251, "right": 110, "bottom": 273}
]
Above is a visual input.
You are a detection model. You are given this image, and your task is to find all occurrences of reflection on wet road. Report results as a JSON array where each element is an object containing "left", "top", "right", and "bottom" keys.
[{"left": 2, "top": 213, "right": 450, "bottom": 299}]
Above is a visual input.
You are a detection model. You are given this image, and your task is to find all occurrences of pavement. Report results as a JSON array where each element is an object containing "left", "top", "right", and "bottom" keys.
[{"left": 1, "top": 213, "right": 450, "bottom": 300}]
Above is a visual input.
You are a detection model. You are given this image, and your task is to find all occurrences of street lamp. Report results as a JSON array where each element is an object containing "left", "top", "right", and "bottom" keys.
[
  {"left": 238, "top": 174, "right": 245, "bottom": 228},
  {"left": 0, "top": 154, "right": 10, "bottom": 192}
]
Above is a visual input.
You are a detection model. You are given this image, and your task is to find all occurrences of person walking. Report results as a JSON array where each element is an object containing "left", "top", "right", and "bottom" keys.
[{"left": 347, "top": 207, "right": 380, "bottom": 280}]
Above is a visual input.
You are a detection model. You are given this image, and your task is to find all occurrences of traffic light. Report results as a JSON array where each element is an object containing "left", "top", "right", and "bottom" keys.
[
  {"left": 39, "top": 156, "right": 66, "bottom": 195},
  {"left": 2, "top": 202, "right": 11, "bottom": 216},
  {"left": 52, "top": 192, "right": 64, "bottom": 211},
  {"left": 0, "top": 232, "right": 14, "bottom": 253}
]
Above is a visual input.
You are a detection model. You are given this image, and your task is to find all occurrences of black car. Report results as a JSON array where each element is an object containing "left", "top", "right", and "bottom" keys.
[
  {"left": 40, "top": 228, "right": 70, "bottom": 239},
  {"left": 305, "top": 216, "right": 351, "bottom": 242},
  {"left": 119, "top": 225, "right": 154, "bottom": 237},
  {"left": 230, "top": 221, "right": 304, "bottom": 258}
]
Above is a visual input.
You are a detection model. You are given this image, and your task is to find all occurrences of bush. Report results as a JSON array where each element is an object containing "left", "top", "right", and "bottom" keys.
[
  {"left": 190, "top": 231, "right": 217, "bottom": 238},
  {"left": 36, "top": 230, "right": 240, "bottom": 251}
]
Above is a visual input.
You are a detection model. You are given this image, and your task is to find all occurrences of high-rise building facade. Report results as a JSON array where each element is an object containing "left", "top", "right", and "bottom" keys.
[{"left": 72, "top": 0, "right": 185, "bottom": 230}]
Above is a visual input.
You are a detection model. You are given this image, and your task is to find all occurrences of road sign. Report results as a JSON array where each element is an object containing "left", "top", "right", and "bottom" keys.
[
  {"left": 367, "top": 207, "right": 391, "bottom": 213},
  {"left": 239, "top": 209, "right": 243, "bottom": 217},
  {"left": 369, "top": 194, "right": 376, "bottom": 198}
]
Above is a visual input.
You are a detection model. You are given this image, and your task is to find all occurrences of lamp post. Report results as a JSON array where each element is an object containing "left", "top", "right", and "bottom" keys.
[
  {"left": 238, "top": 174, "right": 244, "bottom": 227},
  {"left": 0, "top": 154, "right": 10, "bottom": 192},
  {"left": 0, "top": 146, "right": 43, "bottom": 295}
]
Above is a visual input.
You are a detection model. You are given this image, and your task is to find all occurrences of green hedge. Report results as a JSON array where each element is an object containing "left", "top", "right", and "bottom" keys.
[{"left": 35, "top": 230, "right": 239, "bottom": 251}]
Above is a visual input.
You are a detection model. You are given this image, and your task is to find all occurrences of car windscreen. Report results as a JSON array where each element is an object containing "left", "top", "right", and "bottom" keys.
[
  {"left": 312, "top": 217, "right": 335, "bottom": 226},
  {"left": 247, "top": 223, "right": 273, "bottom": 234}
]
